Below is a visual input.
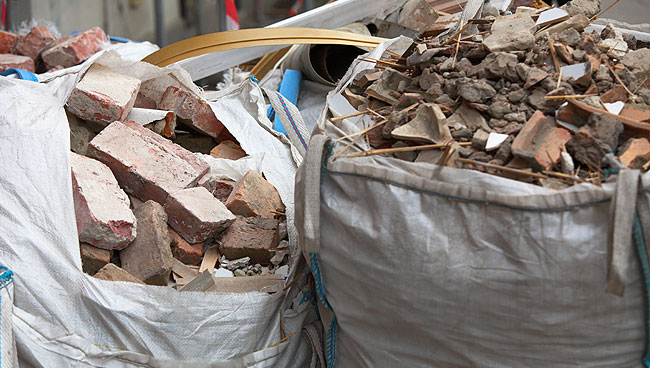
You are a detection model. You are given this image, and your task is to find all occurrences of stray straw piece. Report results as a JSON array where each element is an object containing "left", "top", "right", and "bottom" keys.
[
  {"left": 456, "top": 158, "right": 548, "bottom": 179},
  {"left": 346, "top": 142, "right": 471, "bottom": 158}
]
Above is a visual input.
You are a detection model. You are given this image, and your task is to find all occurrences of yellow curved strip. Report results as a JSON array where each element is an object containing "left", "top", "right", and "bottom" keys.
[{"left": 142, "top": 27, "right": 386, "bottom": 67}]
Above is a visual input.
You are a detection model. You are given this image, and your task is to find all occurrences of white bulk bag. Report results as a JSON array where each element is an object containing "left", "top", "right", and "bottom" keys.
[
  {"left": 295, "top": 37, "right": 650, "bottom": 367},
  {"left": 0, "top": 45, "right": 319, "bottom": 367}
]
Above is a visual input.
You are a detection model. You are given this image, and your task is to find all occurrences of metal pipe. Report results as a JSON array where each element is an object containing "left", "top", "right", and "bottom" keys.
[{"left": 154, "top": 0, "right": 166, "bottom": 47}]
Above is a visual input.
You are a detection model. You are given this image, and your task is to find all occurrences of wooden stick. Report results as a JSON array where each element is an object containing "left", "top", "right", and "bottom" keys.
[
  {"left": 199, "top": 246, "right": 219, "bottom": 273},
  {"left": 556, "top": 68, "right": 563, "bottom": 89},
  {"left": 605, "top": 61, "right": 633, "bottom": 96},
  {"left": 330, "top": 106, "right": 390, "bottom": 122},
  {"left": 633, "top": 76, "right": 650, "bottom": 94},
  {"left": 542, "top": 170, "right": 585, "bottom": 183},
  {"left": 451, "top": 19, "right": 463, "bottom": 69},
  {"left": 335, "top": 119, "right": 387, "bottom": 142},
  {"left": 548, "top": 39, "right": 560, "bottom": 74},
  {"left": 591, "top": 0, "right": 620, "bottom": 21},
  {"left": 333, "top": 135, "right": 364, "bottom": 161},
  {"left": 456, "top": 158, "right": 548, "bottom": 179},
  {"left": 443, "top": 22, "right": 471, "bottom": 46},
  {"left": 359, "top": 57, "right": 405, "bottom": 69},
  {"left": 346, "top": 142, "right": 471, "bottom": 158},
  {"left": 544, "top": 94, "right": 598, "bottom": 100}
]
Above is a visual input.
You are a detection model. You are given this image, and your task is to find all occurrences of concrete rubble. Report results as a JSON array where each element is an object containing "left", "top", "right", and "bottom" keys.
[
  {"left": 337, "top": 0, "right": 650, "bottom": 188},
  {"left": 63, "top": 59, "right": 290, "bottom": 290},
  {"left": 0, "top": 26, "right": 108, "bottom": 73}
]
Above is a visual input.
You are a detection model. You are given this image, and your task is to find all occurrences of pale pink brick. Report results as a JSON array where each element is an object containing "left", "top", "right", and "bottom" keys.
[
  {"left": 0, "top": 54, "right": 35, "bottom": 72},
  {"left": 158, "top": 86, "right": 226, "bottom": 138},
  {"left": 0, "top": 31, "right": 19, "bottom": 54},
  {"left": 87, "top": 120, "right": 209, "bottom": 205},
  {"left": 15, "top": 27, "right": 56, "bottom": 60},
  {"left": 164, "top": 187, "right": 236, "bottom": 243},
  {"left": 66, "top": 63, "right": 141, "bottom": 125},
  {"left": 70, "top": 152, "right": 137, "bottom": 250},
  {"left": 42, "top": 27, "right": 108, "bottom": 69}
]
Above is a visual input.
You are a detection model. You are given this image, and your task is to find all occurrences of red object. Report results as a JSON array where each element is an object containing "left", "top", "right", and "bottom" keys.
[
  {"left": 1, "top": 0, "right": 6, "bottom": 30},
  {"left": 225, "top": 0, "right": 239, "bottom": 30}
]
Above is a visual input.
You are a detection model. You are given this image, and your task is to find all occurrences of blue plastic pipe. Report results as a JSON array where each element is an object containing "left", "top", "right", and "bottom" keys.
[{"left": 272, "top": 69, "right": 302, "bottom": 135}]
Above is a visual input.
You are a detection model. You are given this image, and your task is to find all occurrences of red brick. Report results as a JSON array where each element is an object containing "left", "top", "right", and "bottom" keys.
[
  {"left": 618, "top": 138, "right": 650, "bottom": 169},
  {"left": 218, "top": 216, "right": 280, "bottom": 265},
  {"left": 87, "top": 120, "right": 209, "bottom": 204},
  {"left": 620, "top": 105, "right": 650, "bottom": 123},
  {"left": 94, "top": 263, "right": 145, "bottom": 284},
  {"left": 0, "top": 54, "right": 35, "bottom": 72},
  {"left": 15, "top": 27, "right": 56, "bottom": 60},
  {"left": 66, "top": 63, "right": 141, "bottom": 125},
  {"left": 158, "top": 86, "right": 225, "bottom": 138},
  {"left": 169, "top": 227, "right": 203, "bottom": 266},
  {"left": 512, "top": 110, "right": 572, "bottom": 171},
  {"left": 70, "top": 153, "right": 137, "bottom": 250},
  {"left": 209, "top": 140, "right": 246, "bottom": 160},
  {"left": 80, "top": 243, "right": 111, "bottom": 275},
  {"left": 0, "top": 31, "right": 19, "bottom": 54},
  {"left": 42, "top": 27, "right": 108, "bottom": 69},
  {"left": 120, "top": 201, "right": 173, "bottom": 285},
  {"left": 164, "top": 187, "right": 236, "bottom": 243},
  {"left": 226, "top": 170, "right": 285, "bottom": 219}
]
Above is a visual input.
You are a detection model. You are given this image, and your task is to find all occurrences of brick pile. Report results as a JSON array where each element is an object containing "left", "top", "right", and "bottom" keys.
[
  {"left": 67, "top": 62, "right": 289, "bottom": 288},
  {"left": 0, "top": 27, "right": 109, "bottom": 73},
  {"left": 337, "top": 0, "right": 650, "bottom": 189}
]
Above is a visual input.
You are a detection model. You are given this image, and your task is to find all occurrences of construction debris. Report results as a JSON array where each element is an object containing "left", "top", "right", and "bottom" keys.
[
  {"left": 335, "top": 1, "right": 650, "bottom": 188},
  {"left": 63, "top": 58, "right": 290, "bottom": 290},
  {"left": 0, "top": 26, "right": 109, "bottom": 73}
]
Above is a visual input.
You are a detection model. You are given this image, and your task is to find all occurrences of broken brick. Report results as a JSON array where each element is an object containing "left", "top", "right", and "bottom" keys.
[
  {"left": 120, "top": 201, "right": 173, "bottom": 285},
  {"left": 42, "top": 27, "right": 108, "bottom": 69},
  {"left": 70, "top": 152, "right": 137, "bottom": 250},
  {"left": 218, "top": 216, "right": 280, "bottom": 265},
  {"left": 202, "top": 178, "right": 235, "bottom": 202},
  {"left": 80, "top": 243, "right": 111, "bottom": 275},
  {"left": 67, "top": 63, "right": 141, "bottom": 125},
  {"left": 158, "top": 86, "right": 225, "bottom": 138},
  {"left": 0, "top": 31, "right": 19, "bottom": 54},
  {"left": 164, "top": 186, "right": 236, "bottom": 243},
  {"left": 15, "top": 27, "right": 56, "bottom": 60},
  {"left": 618, "top": 138, "right": 650, "bottom": 169},
  {"left": 87, "top": 120, "right": 209, "bottom": 204},
  {"left": 210, "top": 140, "right": 246, "bottom": 160},
  {"left": 0, "top": 54, "right": 35, "bottom": 72},
  {"left": 169, "top": 227, "right": 204, "bottom": 266},
  {"left": 94, "top": 263, "right": 145, "bottom": 284},
  {"left": 226, "top": 170, "right": 284, "bottom": 219},
  {"left": 512, "top": 110, "right": 572, "bottom": 171},
  {"left": 620, "top": 104, "right": 650, "bottom": 123}
]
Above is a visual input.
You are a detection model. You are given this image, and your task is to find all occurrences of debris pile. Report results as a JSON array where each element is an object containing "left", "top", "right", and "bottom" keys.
[
  {"left": 67, "top": 61, "right": 290, "bottom": 290},
  {"left": 337, "top": 2, "right": 650, "bottom": 188},
  {"left": 0, "top": 26, "right": 109, "bottom": 73}
]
